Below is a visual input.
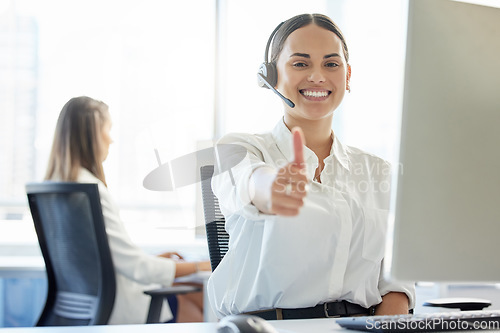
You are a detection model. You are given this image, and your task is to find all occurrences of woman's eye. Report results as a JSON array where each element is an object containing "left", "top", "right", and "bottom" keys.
[
  {"left": 325, "top": 62, "right": 339, "bottom": 68},
  {"left": 293, "top": 62, "right": 307, "bottom": 68}
]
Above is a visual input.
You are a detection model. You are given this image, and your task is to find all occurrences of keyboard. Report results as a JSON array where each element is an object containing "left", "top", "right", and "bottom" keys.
[{"left": 336, "top": 310, "right": 500, "bottom": 332}]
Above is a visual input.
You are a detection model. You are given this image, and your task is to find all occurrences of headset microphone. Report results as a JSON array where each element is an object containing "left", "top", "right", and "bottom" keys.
[
  {"left": 257, "top": 73, "right": 295, "bottom": 108},
  {"left": 257, "top": 21, "right": 295, "bottom": 108}
]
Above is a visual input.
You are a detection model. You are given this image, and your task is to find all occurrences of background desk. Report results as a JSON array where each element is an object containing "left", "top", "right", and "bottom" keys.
[
  {"left": 0, "top": 318, "right": 349, "bottom": 333},
  {"left": 0, "top": 256, "right": 45, "bottom": 279},
  {"left": 0, "top": 256, "right": 47, "bottom": 327},
  {"left": 0, "top": 256, "right": 216, "bottom": 326}
]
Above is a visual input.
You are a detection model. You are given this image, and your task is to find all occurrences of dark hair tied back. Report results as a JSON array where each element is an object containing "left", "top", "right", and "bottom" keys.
[{"left": 270, "top": 13, "right": 349, "bottom": 64}]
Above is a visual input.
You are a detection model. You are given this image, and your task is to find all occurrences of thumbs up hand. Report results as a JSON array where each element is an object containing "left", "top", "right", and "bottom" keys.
[{"left": 269, "top": 127, "right": 309, "bottom": 216}]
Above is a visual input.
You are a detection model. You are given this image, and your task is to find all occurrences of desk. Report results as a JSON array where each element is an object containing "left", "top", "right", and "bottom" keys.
[
  {"left": 0, "top": 318, "right": 350, "bottom": 333},
  {"left": 0, "top": 256, "right": 217, "bottom": 322},
  {"left": 0, "top": 256, "right": 45, "bottom": 279}
]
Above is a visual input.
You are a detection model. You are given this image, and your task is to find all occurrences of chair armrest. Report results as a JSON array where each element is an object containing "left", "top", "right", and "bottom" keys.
[
  {"left": 144, "top": 285, "right": 201, "bottom": 296},
  {"left": 144, "top": 285, "right": 202, "bottom": 323}
]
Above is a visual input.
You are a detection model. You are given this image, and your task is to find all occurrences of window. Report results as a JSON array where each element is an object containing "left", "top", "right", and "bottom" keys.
[{"left": 0, "top": 0, "right": 216, "bottom": 248}]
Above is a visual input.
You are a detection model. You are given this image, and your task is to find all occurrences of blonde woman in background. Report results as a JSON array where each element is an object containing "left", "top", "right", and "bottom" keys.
[{"left": 45, "top": 96, "right": 210, "bottom": 324}]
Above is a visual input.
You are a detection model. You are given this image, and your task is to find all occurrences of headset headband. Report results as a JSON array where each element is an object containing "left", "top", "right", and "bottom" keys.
[{"left": 264, "top": 22, "right": 285, "bottom": 64}]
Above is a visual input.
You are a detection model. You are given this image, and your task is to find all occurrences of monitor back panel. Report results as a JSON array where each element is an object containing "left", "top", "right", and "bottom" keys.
[{"left": 387, "top": 0, "right": 500, "bottom": 283}]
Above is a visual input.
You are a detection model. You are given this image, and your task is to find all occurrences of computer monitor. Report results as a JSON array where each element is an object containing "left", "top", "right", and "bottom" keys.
[{"left": 385, "top": 0, "right": 500, "bottom": 283}]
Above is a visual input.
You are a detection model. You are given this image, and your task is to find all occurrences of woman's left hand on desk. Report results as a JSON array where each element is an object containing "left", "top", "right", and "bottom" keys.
[{"left": 158, "top": 252, "right": 184, "bottom": 260}]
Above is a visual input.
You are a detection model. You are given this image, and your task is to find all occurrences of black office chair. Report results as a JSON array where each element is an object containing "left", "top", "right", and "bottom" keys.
[
  {"left": 26, "top": 182, "right": 199, "bottom": 326},
  {"left": 200, "top": 165, "right": 229, "bottom": 271}
]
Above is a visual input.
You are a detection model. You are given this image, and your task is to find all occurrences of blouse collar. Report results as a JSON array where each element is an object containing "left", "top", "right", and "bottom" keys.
[{"left": 271, "top": 118, "right": 350, "bottom": 178}]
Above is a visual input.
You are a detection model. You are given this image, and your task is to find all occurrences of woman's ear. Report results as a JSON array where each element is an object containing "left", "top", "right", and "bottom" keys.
[{"left": 346, "top": 64, "right": 352, "bottom": 93}]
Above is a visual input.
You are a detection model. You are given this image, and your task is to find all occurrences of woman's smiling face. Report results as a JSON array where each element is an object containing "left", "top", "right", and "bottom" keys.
[{"left": 276, "top": 23, "right": 350, "bottom": 122}]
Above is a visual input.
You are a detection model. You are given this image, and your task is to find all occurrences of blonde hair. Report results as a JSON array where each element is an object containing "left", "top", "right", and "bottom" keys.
[{"left": 45, "top": 96, "right": 110, "bottom": 186}]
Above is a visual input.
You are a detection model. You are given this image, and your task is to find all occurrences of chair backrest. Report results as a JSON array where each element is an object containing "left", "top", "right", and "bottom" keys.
[
  {"left": 26, "top": 182, "right": 116, "bottom": 326},
  {"left": 200, "top": 165, "right": 229, "bottom": 271}
]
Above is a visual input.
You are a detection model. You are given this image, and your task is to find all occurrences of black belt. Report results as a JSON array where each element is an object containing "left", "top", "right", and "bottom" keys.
[{"left": 246, "top": 300, "right": 374, "bottom": 320}]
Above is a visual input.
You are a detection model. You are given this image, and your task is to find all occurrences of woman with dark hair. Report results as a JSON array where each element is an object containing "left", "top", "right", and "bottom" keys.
[
  {"left": 207, "top": 14, "right": 415, "bottom": 320},
  {"left": 45, "top": 96, "right": 211, "bottom": 324}
]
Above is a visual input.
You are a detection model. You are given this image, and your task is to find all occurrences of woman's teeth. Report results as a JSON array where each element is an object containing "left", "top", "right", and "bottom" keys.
[{"left": 301, "top": 90, "right": 329, "bottom": 98}]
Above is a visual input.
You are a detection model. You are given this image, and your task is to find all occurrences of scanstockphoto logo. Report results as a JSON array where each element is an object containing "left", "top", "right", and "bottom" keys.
[
  {"left": 143, "top": 141, "right": 404, "bottom": 193},
  {"left": 142, "top": 143, "right": 405, "bottom": 226},
  {"left": 143, "top": 142, "right": 404, "bottom": 193},
  {"left": 365, "top": 317, "right": 500, "bottom": 331},
  {"left": 270, "top": 168, "right": 393, "bottom": 195},
  {"left": 268, "top": 158, "right": 401, "bottom": 195}
]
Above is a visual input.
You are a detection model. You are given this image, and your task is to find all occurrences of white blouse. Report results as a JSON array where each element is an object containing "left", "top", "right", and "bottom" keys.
[
  {"left": 207, "top": 119, "right": 415, "bottom": 318},
  {"left": 78, "top": 168, "right": 176, "bottom": 324}
]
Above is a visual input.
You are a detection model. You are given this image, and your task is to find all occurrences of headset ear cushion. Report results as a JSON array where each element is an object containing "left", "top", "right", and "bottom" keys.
[{"left": 257, "top": 62, "right": 278, "bottom": 89}]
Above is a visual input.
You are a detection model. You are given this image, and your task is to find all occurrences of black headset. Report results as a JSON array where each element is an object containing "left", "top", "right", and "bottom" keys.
[
  {"left": 257, "top": 22, "right": 284, "bottom": 89},
  {"left": 256, "top": 22, "right": 295, "bottom": 108}
]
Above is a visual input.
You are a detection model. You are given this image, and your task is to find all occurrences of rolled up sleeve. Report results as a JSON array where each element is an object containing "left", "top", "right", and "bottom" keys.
[{"left": 378, "top": 259, "right": 416, "bottom": 309}]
